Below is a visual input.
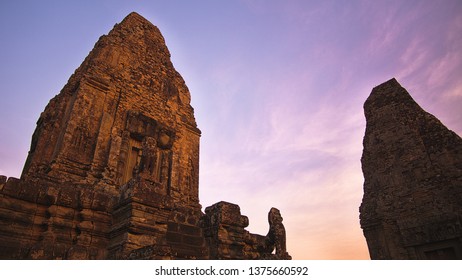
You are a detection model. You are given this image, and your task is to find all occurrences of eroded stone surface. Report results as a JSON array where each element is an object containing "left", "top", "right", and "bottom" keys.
[
  {"left": 202, "top": 202, "right": 291, "bottom": 260},
  {"left": 0, "top": 12, "right": 289, "bottom": 260},
  {"left": 360, "top": 78, "right": 462, "bottom": 259}
]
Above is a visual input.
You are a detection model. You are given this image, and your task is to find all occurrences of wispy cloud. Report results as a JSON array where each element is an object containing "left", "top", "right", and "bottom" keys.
[
  {"left": 199, "top": 69, "right": 370, "bottom": 258},
  {"left": 2, "top": 0, "right": 461, "bottom": 260}
]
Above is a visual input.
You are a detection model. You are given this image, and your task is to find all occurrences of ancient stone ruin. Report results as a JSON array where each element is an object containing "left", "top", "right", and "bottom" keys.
[
  {"left": 0, "top": 12, "right": 290, "bottom": 260},
  {"left": 360, "top": 78, "right": 462, "bottom": 259}
]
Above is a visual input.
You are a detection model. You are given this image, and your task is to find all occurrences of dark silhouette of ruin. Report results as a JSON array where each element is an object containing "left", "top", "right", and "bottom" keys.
[{"left": 360, "top": 78, "right": 462, "bottom": 259}]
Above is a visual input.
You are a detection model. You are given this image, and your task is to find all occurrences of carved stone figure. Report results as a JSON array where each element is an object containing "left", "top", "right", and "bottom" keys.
[{"left": 267, "top": 207, "right": 290, "bottom": 259}]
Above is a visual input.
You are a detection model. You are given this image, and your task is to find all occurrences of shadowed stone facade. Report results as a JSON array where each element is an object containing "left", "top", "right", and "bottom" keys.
[
  {"left": 360, "top": 78, "right": 462, "bottom": 259},
  {"left": 0, "top": 12, "right": 290, "bottom": 260}
]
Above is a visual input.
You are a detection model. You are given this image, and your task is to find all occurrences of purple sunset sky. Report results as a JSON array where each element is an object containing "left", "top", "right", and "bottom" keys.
[{"left": 1, "top": 0, "right": 461, "bottom": 259}]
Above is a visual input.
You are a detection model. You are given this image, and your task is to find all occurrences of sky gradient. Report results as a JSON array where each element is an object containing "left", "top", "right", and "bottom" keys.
[{"left": 1, "top": 0, "right": 461, "bottom": 259}]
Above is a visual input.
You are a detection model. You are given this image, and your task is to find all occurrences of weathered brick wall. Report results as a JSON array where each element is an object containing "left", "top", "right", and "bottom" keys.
[{"left": 0, "top": 176, "right": 114, "bottom": 259}]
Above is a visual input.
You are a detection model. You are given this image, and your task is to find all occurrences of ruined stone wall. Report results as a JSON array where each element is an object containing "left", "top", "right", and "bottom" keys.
[
  {"left": 0, "top": 176, "right": 114, "bottom": 259},
  {"left": 203, "top": 202, "right": 259, "bottom": 259},
  {"left": 108, "top": 178, "right": 208, "bottom": 259},
  {"left": 360, "top": 78, "right": 462, "bottom": 259},
  {"left": 202, "top": 202, "right": 291, "bottom": 260},
  {"left": 126, "top": 201, "right": 291, "bottom": 260}
]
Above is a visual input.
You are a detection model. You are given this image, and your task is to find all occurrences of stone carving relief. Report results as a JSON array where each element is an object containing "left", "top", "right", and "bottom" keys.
[
  {"left": 122, "top": 138, "right": 142, "bottom": 183},
  {"left": 71, "top": 125, "right": 91, "bottom": 153},
  {"left": 118, "top": 111, "right": 175, "bottom": 193}
]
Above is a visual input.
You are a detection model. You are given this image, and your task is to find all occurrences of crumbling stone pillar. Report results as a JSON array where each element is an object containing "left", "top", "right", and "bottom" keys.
[{"left": 360, "top": 78, "right": 462, "bottom": 260}]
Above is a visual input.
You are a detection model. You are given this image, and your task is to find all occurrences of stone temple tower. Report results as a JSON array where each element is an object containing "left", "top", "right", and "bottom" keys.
[
  {"left": 1, "top": 12, "right": 204, "bottom": 259},
  {"left": 360, "top": 78, "right": 462, "bottom": 259},
  {"left": 21, "top": 12, "right": 201, "bottom": 204},
  {"left": 0, "top": 12, "right": 290, "bottom": 260}
]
